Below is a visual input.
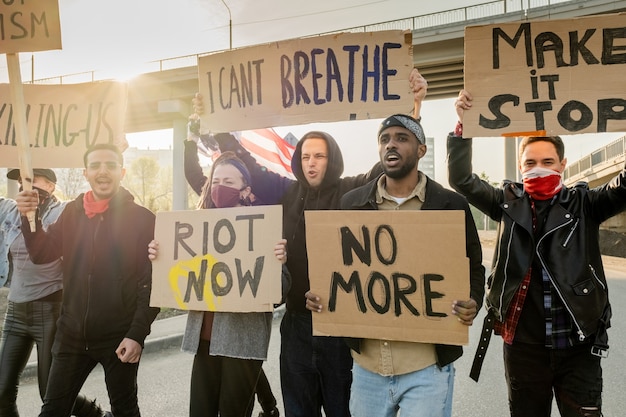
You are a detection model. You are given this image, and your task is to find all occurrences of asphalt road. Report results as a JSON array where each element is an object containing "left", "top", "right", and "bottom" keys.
[{"left": 14, "top": 249, "right": 626, "bottom": 416}]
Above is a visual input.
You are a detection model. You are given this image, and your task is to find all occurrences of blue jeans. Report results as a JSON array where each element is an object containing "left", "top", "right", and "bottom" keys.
[
  {"left": 350, "top": 362, "right": 455, "bottom": 417},
  {"left": 279, "top": 311, "right": 352, "bottom": 417},
  {"left": 503, "top": 342, "right": 603, "bottom": 417}
]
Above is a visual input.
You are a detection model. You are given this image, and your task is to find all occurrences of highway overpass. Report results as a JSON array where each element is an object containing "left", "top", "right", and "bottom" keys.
[{"left": 31, "top": 0, "right": 626, "bottom": 214}]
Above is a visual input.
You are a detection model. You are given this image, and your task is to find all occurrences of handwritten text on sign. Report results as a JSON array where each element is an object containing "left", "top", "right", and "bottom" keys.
[
  {"left": 151, "top": 205, "right": 283, "bottom": 312},
  {"left": 198, "top": 30, "right": 413, "bottom": 133},
  {"left": 464, "top": 13, "right": 626, "bottom": 137},
  {"left": 305, "top": 210, "right": 470, "bottom": 346},
  {"left": 0, "top": 82, "right": 128, "bottom": 168},
  {"left": 0, "top": 0, "right": 62, "bottom": 53}
]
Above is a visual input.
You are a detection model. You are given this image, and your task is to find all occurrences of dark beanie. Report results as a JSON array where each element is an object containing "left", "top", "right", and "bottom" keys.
[{"left": 378, "top": 114, "right": 425, "bottom": 144}]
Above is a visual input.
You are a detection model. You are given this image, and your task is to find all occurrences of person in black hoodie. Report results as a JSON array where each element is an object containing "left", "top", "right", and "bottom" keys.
[
  {"left": 15, "top": 144, "right": 159, "bottom": 417},
  {"left": 185, "top": 69, "right": 427, "bottom": 417}
]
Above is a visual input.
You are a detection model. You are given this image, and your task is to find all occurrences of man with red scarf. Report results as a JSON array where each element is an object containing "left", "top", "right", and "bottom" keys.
[
  {"left": 447, "top": 90, "right": 626, "bottom": 417},
  {"left": 15, "top": 144, "right": 159, "bottom": 417}
]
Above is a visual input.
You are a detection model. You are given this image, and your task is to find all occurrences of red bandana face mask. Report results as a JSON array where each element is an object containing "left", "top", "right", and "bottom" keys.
[{"left": 522, "top": 167, "right": 563, "bottom": 200}]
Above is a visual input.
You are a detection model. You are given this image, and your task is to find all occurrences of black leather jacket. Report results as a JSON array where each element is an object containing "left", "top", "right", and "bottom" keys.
[{"left": 447, "top": 135, "right": 626, "bottom": 347}]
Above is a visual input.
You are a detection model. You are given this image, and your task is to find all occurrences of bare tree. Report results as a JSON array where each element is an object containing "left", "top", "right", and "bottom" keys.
[
  {"left": 123, "top": 157, "right": 172, "bottom": 212},
  {"left": 55, "top": 168, "right": 87, "bottom": 200}
]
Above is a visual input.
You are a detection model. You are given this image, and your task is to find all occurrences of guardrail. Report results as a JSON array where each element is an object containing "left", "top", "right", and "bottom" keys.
[
  {"left": 564, "top": 135, "right": 626, "bottom": 180},
  {"left": 10, "top": 0, "right": 576, "bottom": 85}
]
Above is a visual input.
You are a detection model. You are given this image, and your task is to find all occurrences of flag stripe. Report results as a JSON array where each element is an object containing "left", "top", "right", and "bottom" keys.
[{"left": 239, "top": 129, "right": 296, "bottom": 179}]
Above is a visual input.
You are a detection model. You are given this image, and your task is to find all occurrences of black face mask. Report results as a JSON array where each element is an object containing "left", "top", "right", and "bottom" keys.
[{"left": 19, "top": 186, "right": 51, "bottom": 208}]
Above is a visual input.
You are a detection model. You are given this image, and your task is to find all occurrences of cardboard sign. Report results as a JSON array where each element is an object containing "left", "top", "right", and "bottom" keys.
[
  {"left": 151, "top": 205, "right": 283, "bottom": 312},
  {"left": 198, "top": 30, "right": 414, "bottom": 132},
  {"left": 0, "top": 0, "right": 62, "bottom": 53},
  {"left": 464, "top": 13, "right": 626, "bottom": 137},
  {"left": 0, "top": 81, "right": 128, "bottom": 168},
  {"left": 305, "top": 210, "right": 470, "bottom": 346}
]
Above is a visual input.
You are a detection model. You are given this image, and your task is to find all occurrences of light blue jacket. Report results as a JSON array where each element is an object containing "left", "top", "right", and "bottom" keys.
[{"left": 0, "top": 196, "right": 66, "bottom": 287}]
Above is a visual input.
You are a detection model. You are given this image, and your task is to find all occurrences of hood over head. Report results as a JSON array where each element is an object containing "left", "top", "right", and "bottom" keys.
[{"left": 291, "top": 131, "right": 344, "bottom": 189}]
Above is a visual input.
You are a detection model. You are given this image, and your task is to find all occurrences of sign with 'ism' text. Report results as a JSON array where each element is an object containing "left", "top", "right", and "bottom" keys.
[
  {"left": 0, "top": 0, "right": 62, "bottom": 54},
  {"left": 197, "top": 30, "right": 414, "bottom": 133},
  {"left": 305, "top": 210, "right": 470, "bottom": 346},
  {"left": 151, "top": 205, "right": 283, "bottom": 312},
  {"left": 464, "top": 13, "right": 626, "bottom": 137}
]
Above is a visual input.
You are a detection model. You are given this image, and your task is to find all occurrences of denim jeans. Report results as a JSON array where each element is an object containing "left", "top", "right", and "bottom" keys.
[
  {"left": 279, "top": 311, "right": 352, "bottom": 417},
  {"left": 503, "top": 341, "right": 603, "bottom": 417},
  {"left": 349, "top": 362, "right": 455, "bottom": 417}
]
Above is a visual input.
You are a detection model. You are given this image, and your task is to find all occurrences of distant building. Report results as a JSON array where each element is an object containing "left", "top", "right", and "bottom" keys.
[
  {"left": 421, "top": 136, "right": 435, "bottom": 179},
  {"left": 283, "top": 132, "right": 299, "bottom": 146},
  {"left": 123, "top": 147, "right": 173, "bottom": 168}
]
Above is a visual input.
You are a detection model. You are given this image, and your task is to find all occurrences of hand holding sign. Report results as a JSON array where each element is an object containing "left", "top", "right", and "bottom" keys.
[
  {"left": 6, "top": 54, "right": 36, "bottom": 231},
  {"left": 2, "top": 0, "right": 62, "bottom": 231}
]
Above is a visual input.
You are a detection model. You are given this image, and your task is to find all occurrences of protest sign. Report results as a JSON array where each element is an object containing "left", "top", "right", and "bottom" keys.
[
  {"left": 0, "top": 81, "right": 128, "bottom": 168},
  {"left": 464, "top": 13, "right": 626, "bottom": 137},
  {"left": 0, "top": 0, "right": 62, "bottom": 54},
  {"left": 305, "top": 210, "right": 470, "bottom": 346},
  {"left": 151, "top": 205, "right": 283, "bottom": 312},
  {"left": 198, "top": 30, "right": 414, "bottom": 132}
]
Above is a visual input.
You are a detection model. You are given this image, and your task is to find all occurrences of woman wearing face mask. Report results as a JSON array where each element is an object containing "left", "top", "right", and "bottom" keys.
[{"left": 150, "top": 152, "right": 287, "bottom": 417}]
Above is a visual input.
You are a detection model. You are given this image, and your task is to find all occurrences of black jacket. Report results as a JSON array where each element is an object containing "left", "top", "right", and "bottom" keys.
[
  {"left": 22, "top": 187, "right": 159, "bottom": 351},
  {"left": 447, "top": 135, "right": 626, "bottom": 348},
  {"left": 210, "top": 132, "right": 382, "bottom": 314},
  {"left": 339, "top": 174, "right": 486, "bottom": 367}
]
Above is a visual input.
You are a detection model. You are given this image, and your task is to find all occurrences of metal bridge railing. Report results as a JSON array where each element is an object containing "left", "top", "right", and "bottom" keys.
[
  {"left": 564, "top": 135, "right": 626, "bottom": 180},
  {"left": 15, "top": 0, "right": 578, "bottom": 85}
]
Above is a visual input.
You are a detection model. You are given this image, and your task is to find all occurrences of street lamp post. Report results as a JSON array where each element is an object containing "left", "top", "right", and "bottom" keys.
[{"left": 221, "top": 0, "right": 232, "bottom": 50}]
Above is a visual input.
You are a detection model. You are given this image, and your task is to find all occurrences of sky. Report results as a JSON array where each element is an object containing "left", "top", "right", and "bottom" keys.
[{"left": 2, "top": 0, "right": 623, "bottom": 185}]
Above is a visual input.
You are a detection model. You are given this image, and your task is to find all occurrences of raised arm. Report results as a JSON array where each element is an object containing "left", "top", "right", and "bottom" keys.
[
  {"left": 447, "top": 90, "right": 504, "bottom": 219},
  {"left": 213, "top": 133, "right": 295, "bottom": 204}
]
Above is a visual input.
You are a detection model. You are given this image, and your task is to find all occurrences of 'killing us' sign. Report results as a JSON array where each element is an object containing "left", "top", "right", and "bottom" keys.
[
  {"left": 464, "top": 13, "right": 626, "bottom": 137},
  {"left": 197, "top": 30, "right": 414, "bottom": 133},
  {"left": 305, "top": 210, "right": 470, "bottom": 346},
  {"left": 0, "top": 81, "right": 128, "bottom": 168},
  {"left": 151, "top": 205, "right": 283, "bottom": 312}
]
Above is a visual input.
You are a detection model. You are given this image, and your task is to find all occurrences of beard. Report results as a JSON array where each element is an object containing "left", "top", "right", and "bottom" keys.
[{"left": 382, "top": 158, "right": 417, "bottom": 179}]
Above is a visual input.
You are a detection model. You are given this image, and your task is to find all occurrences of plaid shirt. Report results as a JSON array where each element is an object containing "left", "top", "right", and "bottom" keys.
[
  {"left": 495, "top": 199, "right": 579, "bottom": 348},
  {"left": 494, "top": 270, "right": 531, "bottom": 344}
]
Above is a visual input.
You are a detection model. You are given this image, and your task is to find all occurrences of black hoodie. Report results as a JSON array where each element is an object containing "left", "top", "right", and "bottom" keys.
[{"left": 210, "top": 132, "right": 382, "bottom": 314}]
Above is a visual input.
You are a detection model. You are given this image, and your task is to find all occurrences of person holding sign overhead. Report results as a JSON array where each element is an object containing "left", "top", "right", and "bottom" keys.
[
  {"left": 183, "top": 128, "right": 282, "bottom": 417},
  {"left": 305, "top": 113, "right": 485, "bottom": 417},
  {"left": 0, "top": 169, "right": 108, "bottom": 417},
  {"left": 448, "top": 90, "right": 626, "bottom": 417},
  {"left": 149, "top": 151, "right": 289, "bottom": 417},
  {"left": 14, "top": 144, "right": 159, "bottom": 417},
  {"left": 187, "top": 68, "right": 428, "bottom": 417}
]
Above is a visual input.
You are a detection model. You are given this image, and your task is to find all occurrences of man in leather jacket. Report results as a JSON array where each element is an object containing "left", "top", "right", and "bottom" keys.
[{"left": 447, "top": 89, "right": 626, "bottom": 417}]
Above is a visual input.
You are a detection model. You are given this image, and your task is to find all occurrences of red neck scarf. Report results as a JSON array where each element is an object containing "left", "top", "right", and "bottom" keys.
[
  {"left": 83, "top": 191, "right": 111, "bottom": 219},
  {"left": 522, "top": 167, "right": 563, "bottom": 201}
]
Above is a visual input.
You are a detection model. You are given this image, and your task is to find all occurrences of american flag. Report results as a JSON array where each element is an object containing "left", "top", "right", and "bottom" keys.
[
  {"left": 197, "top": 128, "right": 296, "bottom": 180},
  {"left": 236, "top": 129, "right": 296, "bottom": 179}
]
